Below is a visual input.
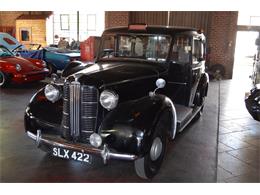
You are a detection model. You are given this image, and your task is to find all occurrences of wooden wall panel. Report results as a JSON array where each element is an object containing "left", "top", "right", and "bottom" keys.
[
  {"left": 129, "top": 11, "right": 212, "bottom": 36},
  {"left": 169, "top": 12, "right": 212, "bottom": 36}
]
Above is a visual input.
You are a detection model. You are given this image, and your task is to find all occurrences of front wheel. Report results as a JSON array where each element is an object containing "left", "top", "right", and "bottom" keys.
[{"left": 134, "top": 111, "right": 168, "bottom": 179}]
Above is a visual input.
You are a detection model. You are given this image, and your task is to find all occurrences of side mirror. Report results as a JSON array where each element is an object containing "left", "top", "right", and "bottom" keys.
[
  {"left": 149, "top": 78, "right": 166, "bottom": 97},
  {"left": 156, "top": 78, "right": 166, "bottom": 89},
  {"left": 255, "top": 38, "right": 260, "bottom": 46}
]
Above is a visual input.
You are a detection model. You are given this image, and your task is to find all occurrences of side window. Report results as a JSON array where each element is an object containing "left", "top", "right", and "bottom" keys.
[
  {"left": 171, "top": 35, "right": 191, "bottom": 64},
  {"left": 192, "top": 38, "right": 204, "bottom": 63},
  {"left": 60, "top": 14, "right": 70, "bottom": 30},
  {"left": 101, "top": 35, "right": 115, "bottom": 58},
  {"left": 3, "top": 37, "right": 16, "bottom": 45},
  {"left": 118, "top": 36, "right": 132, "bottom": 56}
]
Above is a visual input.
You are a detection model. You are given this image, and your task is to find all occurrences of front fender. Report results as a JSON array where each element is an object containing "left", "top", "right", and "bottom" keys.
[
  {"left": 99, "top": 95, "right": 176, "bottom": 156},
  {"left": 24, "top": 87, "right": 63, "bottom": 134}
]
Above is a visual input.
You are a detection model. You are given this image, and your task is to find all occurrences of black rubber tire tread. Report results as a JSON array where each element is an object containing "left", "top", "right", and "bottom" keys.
[{"left": 134, "top": 110, "right": 169, "bottom": 179}]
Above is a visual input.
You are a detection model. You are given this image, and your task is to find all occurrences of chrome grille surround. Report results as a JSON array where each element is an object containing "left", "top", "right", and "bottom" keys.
[{"left": 62, "top": 82, "right": 98, "bottom": 143}]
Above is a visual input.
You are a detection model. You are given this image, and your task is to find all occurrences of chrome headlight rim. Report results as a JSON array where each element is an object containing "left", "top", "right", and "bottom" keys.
[
  {"left": 16, "top": 64, "right": 22, "bottom": 72},
  {"left": 99, "top": 90, "right": 119, "bottom": 110},
  {"left": 44, "top": 84, "right": 61, "bottom": 103}
]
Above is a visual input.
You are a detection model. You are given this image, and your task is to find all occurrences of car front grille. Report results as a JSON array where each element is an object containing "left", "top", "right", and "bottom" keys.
[{"left": 62, "top": 81, "right": 98, "bottom": 143}]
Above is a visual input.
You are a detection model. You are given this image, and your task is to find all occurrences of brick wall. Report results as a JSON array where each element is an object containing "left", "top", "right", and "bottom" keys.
[
  {"left": 208, "top": 12, "right": 238, "bottom": 79},
  {"left": 16, "top": 19, "right": 47, "bottom": 47},
  {"left": 105, "top": 12, "right": 129, "bottom": 29}
]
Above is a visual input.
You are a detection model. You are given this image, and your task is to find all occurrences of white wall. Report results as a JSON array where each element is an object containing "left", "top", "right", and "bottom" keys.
[{"left": 46, "top": 11, "right": 105, "bottom": 45}]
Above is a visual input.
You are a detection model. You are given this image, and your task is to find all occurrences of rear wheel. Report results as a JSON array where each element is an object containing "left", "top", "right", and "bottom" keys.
[
  {"left": 194, "top": 84, "right": 207, "bottom": 120},
  {"left": 0, "top": 71, "right": 9, "bottom": 88},
  {"left": 134, "top": 111, "right": 169, "bottom": 179}
]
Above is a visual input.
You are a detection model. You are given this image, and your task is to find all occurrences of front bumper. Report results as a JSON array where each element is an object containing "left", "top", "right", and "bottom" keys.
[
  {"left": 12, "top": 69, "right": 49, "bottom": 83},
  {"left": 26, "top": 130, "right": 138, "bottom": 164}
]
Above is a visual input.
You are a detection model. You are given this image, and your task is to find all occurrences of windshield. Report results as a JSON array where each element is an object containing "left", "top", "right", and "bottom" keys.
[
  {"left": 99, "top": 34, "right": 171, "bottom": 62},
  {"left": 0, "top": 46, "right": 14, "bottom": 57}
]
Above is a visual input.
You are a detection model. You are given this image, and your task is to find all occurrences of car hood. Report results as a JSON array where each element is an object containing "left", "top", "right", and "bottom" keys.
[
  {"left": 66, "top": 61, "right": 167, "bottom": 88},
  {"left": 0, "top": 32, "right": 26, "bottom": 51},
  {"left": 1, "top": 56, "right": 42, "bottom": 71}
]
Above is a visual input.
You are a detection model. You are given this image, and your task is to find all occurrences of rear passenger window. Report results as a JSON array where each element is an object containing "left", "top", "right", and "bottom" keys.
[
  {"left": 171, "top": 35, "right": 191, "bottom": 64},
  {"left": 192, "top": 38, "right": 204, "bottom": 63}
]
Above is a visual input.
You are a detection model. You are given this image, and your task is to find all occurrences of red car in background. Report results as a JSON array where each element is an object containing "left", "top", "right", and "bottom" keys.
[{"left": 0, "top": 45, "right": 49, "bottom": 88}]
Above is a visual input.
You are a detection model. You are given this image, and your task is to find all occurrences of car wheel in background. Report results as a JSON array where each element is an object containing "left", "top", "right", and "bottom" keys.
[
  {"left": 47, "top": 63, "right": 57, "bottom": 76},
  {"left": 0, "top": 71, "right": 9, "bottom": 88}
]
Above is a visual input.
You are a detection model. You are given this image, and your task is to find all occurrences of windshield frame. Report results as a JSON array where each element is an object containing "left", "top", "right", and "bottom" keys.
[
  {"left": 0, "top": 46, "right": 14, "bottom": 57},
  {"left": 97, "top": 33, "right": 172, "bottom": 63}
]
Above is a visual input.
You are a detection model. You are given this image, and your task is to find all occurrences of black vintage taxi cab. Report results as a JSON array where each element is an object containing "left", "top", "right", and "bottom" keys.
[{"left": 25, "top": 24, "right": 209, "bottom": 179}]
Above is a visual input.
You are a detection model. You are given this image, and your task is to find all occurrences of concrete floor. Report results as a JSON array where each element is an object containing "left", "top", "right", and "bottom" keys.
[
  {"left": 0, "top": 79, "right": 219, "bottom": 182},
  {"left": 217, "top": 63, "right": 260, "bottom": 182}
]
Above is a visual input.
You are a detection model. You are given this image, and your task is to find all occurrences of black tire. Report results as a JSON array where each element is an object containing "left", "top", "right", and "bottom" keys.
[
  {"left": 0, "top": 71, "right": 9, "bottom": 88},
  {"left": 134, "top": 110, "right": 169, "bottom": 179},
  {"left": 47, "top": 63, "right": 57, "bottom": 77},
  {"left": 193, "top": 84, "right": 207, "bottom": 120},
  {"left": 194, "top": 105, "right": 204, "bottom": 120}
]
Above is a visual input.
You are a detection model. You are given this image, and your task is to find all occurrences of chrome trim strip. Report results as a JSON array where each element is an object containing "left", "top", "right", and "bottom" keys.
[
  {"left": 168, "top": 81, "right": 187, "bottom": 86},
  {"left": 69, "top": 81, "right": 80, "bottom": 138},
  {"left": 164, "top": 96, "right": 177, "bottom": 140},
  {"left": 82, "top": 116, "right": 97, "bottom": 119},
  {"left": 99, "top": 74, "right": 159, "bottom": 89},
  {"left": 81, "top": 130, "right": 94, "bottom": 133},
  {"left": 26, "top": 130, "right": 138, "bottom": 163},
  {"left": 152, "top": 94, "right": 177, "bottom": 140},
  {"left": 82, "top": 102, "right": 98, "bottom": 104}
]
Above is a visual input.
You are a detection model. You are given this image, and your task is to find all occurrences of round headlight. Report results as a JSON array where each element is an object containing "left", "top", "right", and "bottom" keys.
[
  {"left": 90, "top": 133, "right": 102, "bottom": 148},
  {"left": 16, "top": 64, "right": 22, "bottom": 71},
  {"left": 100, "top": 90, "right": 119, "bottom": 110},
  {"left": 44, "top": 84, "right": 61, "bottom": 103}
]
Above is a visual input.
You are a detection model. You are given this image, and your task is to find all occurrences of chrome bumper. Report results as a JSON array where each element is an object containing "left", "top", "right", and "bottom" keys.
[{"left": 27, "top": 130, "right": 138, "bottom": 164}]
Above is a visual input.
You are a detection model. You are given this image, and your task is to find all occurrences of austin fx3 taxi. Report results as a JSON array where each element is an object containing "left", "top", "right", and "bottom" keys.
[{"left": 25, "top": 24, "right": 209, "bottom": 179}]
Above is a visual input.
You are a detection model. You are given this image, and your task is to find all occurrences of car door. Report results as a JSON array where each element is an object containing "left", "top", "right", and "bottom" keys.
[
  {"left": 188, "top": 35, "right": 206, "bottom": 106},
  {"left": 166, "top": 33, "right": 192, "bottom": 105}
]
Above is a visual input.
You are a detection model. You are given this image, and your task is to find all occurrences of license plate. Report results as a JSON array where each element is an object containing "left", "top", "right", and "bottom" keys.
[{"left": 52, "top": 147, "right": 92, "bottom": 164}]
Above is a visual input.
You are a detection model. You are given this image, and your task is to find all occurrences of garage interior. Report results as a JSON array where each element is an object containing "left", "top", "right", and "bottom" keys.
[{"left": 0, "top": 11, "right": 260, "bottom": 182}]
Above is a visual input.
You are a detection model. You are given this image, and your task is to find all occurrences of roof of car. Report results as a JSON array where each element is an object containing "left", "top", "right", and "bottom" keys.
[{"left": 103, "top": 25, "right": 198, "bottom": 35}]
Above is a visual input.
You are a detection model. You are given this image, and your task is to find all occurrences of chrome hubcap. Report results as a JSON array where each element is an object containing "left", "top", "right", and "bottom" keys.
[{"left": 150, "top": 137, "right": 163, "bottom": 161}]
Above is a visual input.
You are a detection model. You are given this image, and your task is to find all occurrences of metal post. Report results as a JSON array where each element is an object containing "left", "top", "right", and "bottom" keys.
[
  {"left": 77, "top": 11, "right": 79, "bottom": 41},
  {"left": 167, "top": 11, "right": 170, "bottom": 26}
]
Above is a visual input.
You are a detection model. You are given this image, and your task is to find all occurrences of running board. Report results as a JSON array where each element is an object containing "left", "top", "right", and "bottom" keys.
[{"left": 175, "top": 104, "right": 202, "bottom": 132}]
